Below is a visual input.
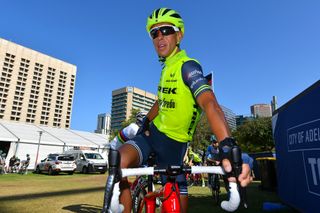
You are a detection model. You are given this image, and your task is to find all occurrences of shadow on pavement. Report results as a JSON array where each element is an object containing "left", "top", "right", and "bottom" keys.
[
  {"left": 0, "top": 187, "right": 104, "bottom": 201},
  {"left": 62, "top": 204, "right": 101, "bottom": 213}
]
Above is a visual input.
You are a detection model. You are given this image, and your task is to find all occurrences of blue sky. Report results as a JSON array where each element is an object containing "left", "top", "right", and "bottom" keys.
[{"left": 1, "top": 1, "right": 319, "bottom": 132}]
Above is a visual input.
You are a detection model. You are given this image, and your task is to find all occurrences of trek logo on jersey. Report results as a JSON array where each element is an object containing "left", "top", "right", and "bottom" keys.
[
  {"left": 187, "top": 69, "right": 202, "bottom": 79},
  {"left": 158, "top": 98, "right": 176, "bottom": 109},
  {"left": 158, "top": 86, "right": 177, "bottom": 94}
]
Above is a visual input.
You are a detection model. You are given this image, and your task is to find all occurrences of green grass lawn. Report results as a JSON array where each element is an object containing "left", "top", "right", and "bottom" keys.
[{"left": 0, "top": 172, "right": 294, "bottom": 213}]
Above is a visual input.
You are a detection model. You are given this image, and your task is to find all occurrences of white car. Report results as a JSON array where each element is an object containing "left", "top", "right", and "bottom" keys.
[
  {"left": 64, "top": 149, "right": 108, "bottom": 174},
  {"left": 35, "top": 154, "right": 76, "bottom": 175}
]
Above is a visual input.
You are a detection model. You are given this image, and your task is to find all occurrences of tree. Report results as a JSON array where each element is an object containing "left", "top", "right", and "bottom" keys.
[
  {"left": 193, "top": 114, "right": 212, "bottom": 152},
  {"left": 232, "top": 117, "right": 274, "bottom": 153},
  {"left": 121, "top": 108, "right": 140, "bottom": 128}
]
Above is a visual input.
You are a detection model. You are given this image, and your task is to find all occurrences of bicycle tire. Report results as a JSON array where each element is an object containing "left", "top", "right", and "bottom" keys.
[
  {"left": 132, "top": 179, "right": 148, "bottom": 213},
  {"left": 213, "top": 185, "right": 220, "bottom": 205},
  {"left": 210, "top": 174, "right": 220, "bottom": 205}
]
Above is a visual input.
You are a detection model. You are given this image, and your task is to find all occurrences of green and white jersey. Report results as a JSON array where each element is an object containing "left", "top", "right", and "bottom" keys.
[{"left": 153, "top": 50, "right": 211, "bottom": 142}]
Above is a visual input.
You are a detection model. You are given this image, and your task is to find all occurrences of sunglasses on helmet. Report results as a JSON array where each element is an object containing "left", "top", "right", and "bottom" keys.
[{"left": 149, "top": 25, "right": 180, "bottom": 39}]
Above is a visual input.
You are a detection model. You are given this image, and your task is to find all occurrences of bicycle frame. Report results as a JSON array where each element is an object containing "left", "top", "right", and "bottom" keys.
[
  {"left": 132, "top": 169, "right": 181, "bottom": 212},
  {"left": 141, "top": 176, "right": 181, "bottom": 213},
  {"left": 102, "top": 149, "right": 242, "bottom": 213}
]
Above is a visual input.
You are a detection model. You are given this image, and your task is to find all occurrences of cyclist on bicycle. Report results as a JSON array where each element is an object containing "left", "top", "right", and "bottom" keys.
[{"left": 116, "top": 8, "right": 252, "bottom": 213}]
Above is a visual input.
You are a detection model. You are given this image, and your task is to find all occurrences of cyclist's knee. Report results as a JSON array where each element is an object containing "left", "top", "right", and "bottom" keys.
[{"left": 118, "top": 143, "right": 140, "bottom": 168}]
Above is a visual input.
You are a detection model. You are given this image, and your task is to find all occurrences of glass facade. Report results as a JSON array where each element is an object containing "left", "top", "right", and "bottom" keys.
[{"left": 220, "top": 105, "right": 237, "bottom": 131}]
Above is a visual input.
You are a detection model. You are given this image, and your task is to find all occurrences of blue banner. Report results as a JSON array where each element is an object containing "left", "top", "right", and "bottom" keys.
[{"left": 272, "top": 80, "right": 320, "bottom": 213}]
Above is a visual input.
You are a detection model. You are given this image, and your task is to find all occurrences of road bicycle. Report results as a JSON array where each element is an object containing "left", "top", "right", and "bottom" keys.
[
  {"left": 206, "top": 159, "right": 226, "bottom": 205},
  {"left": 102, "top": 149, "right": 244, "bottom": 213}
]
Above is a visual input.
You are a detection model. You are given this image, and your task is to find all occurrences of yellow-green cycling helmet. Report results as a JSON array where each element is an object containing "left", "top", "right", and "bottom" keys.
[{"left": 146, "top": 8, "right": 184, "bottom": 35}]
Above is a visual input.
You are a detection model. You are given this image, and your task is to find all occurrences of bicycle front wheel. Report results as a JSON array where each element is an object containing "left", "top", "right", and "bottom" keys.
[{"left": 132, "top": 182, "right": 147, "bottom": 213}]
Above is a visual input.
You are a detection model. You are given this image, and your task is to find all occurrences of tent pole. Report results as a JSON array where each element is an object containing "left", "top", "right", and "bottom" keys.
[{"left": 34, "top": 131, "right": 43, "bottom": 169}]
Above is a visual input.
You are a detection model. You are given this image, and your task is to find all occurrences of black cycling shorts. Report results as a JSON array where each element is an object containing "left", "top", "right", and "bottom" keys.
[{"left": 127, "top": 123, "right": 188, "bottom": 195}]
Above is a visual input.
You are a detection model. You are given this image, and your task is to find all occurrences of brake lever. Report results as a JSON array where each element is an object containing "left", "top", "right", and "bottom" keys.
[
  {"left": 102, "top": 149, "right": 122, "bottom": 213},
  {"left": 231, "top": 145, "right": 248, "bottom": 209}
]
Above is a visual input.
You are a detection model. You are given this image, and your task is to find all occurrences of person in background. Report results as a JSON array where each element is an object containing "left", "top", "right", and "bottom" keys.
[
  {"left": 9, "top": 155, "right": 17, "bottom": 173},
  {"left": 206, "top": 135, "right": 220, "bottom": 164},
  {"left": 19, "top": 154, "right": 30, "bottom": 174},
  {"left": 186, "top": 147, "right": 205, "bottom": 187},
  {"left": 0, "top": 151, "right": 7, "bottom": 174}
]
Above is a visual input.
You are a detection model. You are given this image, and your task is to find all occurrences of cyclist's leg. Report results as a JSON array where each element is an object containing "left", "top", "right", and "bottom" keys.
[
  {"left": 176, "top": 174, "right": 188, "bottom": 213},
  {"left": 118, "top": 133, "right": 153, "bottom": 213},
  {"left": 118, "top": 144, "right": 139, "bottom": 213}
]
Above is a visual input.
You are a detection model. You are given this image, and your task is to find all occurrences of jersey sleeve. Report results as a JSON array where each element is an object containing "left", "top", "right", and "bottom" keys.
[
  {"left": 124, "top": 123, "right": 139, "bottom": 139},
  {"left": 118, "top": 122, "right": 139, "bottom": 142},
  {"left": 181, "top": 60, "right": 212, "bottom": 99}
]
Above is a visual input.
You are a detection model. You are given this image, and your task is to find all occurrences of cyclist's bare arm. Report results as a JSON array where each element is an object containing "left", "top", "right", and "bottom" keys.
[
  {"left": 197, "top": 90, "right": 252, "bottom": 186},
  {"left": 196, "top": 91, "right": 231, "bottom": 141},
  {"left": 146, "top": 101, "right": 159, "bottom": 121}
]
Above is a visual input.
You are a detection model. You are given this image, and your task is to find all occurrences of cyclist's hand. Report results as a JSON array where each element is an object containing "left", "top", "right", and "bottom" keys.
[
  {"left": 136, "top": 117, "right": 150, "bottom": 136},
  {"left": 223, "top": 160, "right": 252, "bottom": 186},
  {"left": 237, "top": 163, "right": 252, "bottom": 187},
  {"left": 219, "top": 138, "right": 243, "bottom": 179},
  {"left": 219, "top": 138, "right": 253, "bottom": 186},
  {"left": 237, "top": 153, "right": 253, "bottom": 186}
]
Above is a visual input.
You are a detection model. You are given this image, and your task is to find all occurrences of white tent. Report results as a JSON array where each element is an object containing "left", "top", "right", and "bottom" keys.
[{"left": 0, "top": 120, "right": 110, "bottom": 170}]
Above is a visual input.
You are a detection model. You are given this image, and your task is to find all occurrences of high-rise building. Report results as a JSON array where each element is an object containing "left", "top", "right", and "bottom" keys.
[
  {"left": 220, "top": 105, "right": 237, "bottom": 131},
  {"left": 111, "top": 86, "right": 157, "bottom": 130},
  {"left": 95, "top": 113, "right": 111, "bottom": 135},
  {"left": 0, "top": 38, "right": 76, "bottom": 128},
  {"left": 250, "top": 104, "right": 272, "bottom": 117}
]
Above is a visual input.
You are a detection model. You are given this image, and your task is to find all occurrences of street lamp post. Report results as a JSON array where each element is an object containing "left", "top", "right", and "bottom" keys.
[{"left": 34, "top": 131, "right": 43, "bottom": 169}]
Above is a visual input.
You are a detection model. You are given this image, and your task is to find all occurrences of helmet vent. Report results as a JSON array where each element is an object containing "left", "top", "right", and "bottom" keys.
[
  {"left": 162, "top": 8, "right": 171, "bottom": 15},
  {"left": 170, "top": 13, "right": 182, "bottom": 19},
  {"left": 155, "top": 8, "right": 160, "bottom": 19}
]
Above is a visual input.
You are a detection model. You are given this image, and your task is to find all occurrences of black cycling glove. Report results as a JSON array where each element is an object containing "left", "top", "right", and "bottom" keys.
[
  {"left": 218, "top": 137, "right": 243, "bottom": 177},
  {"left": 136, "top": 117, "right": 150, "bottom": 135}
]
